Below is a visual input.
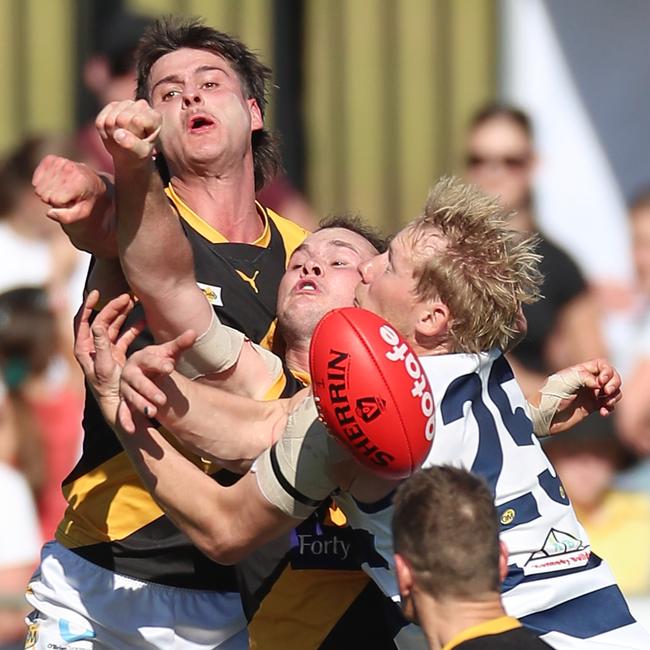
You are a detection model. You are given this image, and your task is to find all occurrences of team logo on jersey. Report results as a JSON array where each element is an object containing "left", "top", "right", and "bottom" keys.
[
  {"left": 524, "top": 528, "right": 590, "bottom": 575},
  {"left": 197, "top": 282, "right": 223, "bottom": 306},
  {"left": 236, "top": 269, "right": 260, "bottom": 293},
  {"left": 355, "top": 396, "right": 386, "bottom": 423},
  {"left": 500, "top": 508, "right": 516, "bottom": 526}
]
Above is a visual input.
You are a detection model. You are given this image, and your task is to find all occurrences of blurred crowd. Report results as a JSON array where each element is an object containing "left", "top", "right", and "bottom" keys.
[{"left": 2, "top": 9, "right": 650, "bottom": 648}]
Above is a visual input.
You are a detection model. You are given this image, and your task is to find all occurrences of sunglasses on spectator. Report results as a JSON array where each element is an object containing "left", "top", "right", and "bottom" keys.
[{"left": 465, "top": 153, "right": 530, "bottom": 171}]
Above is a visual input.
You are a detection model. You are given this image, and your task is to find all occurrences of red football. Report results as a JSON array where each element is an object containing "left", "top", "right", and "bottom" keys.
[{"left": 309, "top": 307, "right": 435, "bottom": 479}]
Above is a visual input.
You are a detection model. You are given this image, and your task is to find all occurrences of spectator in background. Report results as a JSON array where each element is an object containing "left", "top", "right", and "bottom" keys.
[
  {"left": 543, "top": 418, "right": 650, "bottom": 599},
  {"left": 0, "top": 136, "right": 88, "bottom": 319},
  {"left": 0, "top": 445, "right": 41, "bottom": 650},
  {"left": 464, "top": 104, "right": 606, "bottom": 395},
  {"left": 392, "top": 466, "right": 551, "bottom": 650},
  {"left": 77, "top": 11, "right": 153, "bottom": 173},
  {"left": 0, "top": 288, "right": 83, "bottom": 540},
  {"left": 607, "top": 190, "right": 650, "bottom": 457}
]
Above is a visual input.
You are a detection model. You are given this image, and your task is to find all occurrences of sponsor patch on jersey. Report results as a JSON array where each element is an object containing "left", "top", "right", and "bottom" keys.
[
  {"left": 197, "top": 282, "right": 223, "bottom": 306},
  {"left": 524, "top": 528, "right": 590, "bottom": 575}
]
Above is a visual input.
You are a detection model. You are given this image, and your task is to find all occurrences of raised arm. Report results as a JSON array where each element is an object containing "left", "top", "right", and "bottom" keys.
[
  {"left": 96, "top": 99, "right": 212, "bottom": 342},
  {"left": 32, "top": 155, "right": 117, "bottom": 258},
  {"left": 96, "top": 100, "right": 280, "bottom": 397},
  {"left": 74, "top": 296, "right": 318, "bottom": 565},
  {"left": 527, "top": 357, "right": 622, "bottom": 437}
]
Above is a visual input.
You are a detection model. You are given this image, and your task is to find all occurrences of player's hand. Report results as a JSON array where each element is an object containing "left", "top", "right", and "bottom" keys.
[
  {"left": 119, "top": 331, "right": 197, "bottom": 432},
  {"left": 96, "top": 99, "right": 162, "bottom": 169},
  {"left": 74, "top": 291, "right": 143, "bottom": 425},
  {"left": 540, "top": 358, "right": 622, "bottom": 436},
  {"left": 32, "top": 155, "right": 108, "bottom": 226}
]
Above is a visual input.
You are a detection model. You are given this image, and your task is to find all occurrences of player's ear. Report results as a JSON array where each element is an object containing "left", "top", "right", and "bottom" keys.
[
  {"left": 498, "top": 540, "right": 509, "bottom": 584},
  {"left": 414, "top": 299, "right": 449, "bottom": 343},
  {"left": 248, "top": 98, "right": 263, "bottom": 132},
  {"left": 395, "top": 553, "right": 414, "bottom": 601}
]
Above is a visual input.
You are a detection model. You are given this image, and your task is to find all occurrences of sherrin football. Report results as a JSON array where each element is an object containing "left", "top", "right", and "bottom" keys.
[{"left": 309, "top": 307, "right": 435, "bottom": 479}]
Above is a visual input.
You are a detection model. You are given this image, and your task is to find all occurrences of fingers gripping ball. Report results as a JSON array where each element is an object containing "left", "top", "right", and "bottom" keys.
[{"left": 309, "top": 308, "right": 435, "bottom": 479}]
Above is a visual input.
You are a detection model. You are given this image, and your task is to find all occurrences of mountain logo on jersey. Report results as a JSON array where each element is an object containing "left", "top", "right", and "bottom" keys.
[
  {"left": 355, "top": 396, "right": 386, "bottom": 423},
  {"left": 524, "top": 528, "right": 590, "bottom": 575},
  {"left": 197, "top": 282, "right": 223, "bottom": 306}
]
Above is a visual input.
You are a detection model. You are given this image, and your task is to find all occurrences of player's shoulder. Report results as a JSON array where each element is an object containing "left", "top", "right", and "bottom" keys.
[{"left": 262, "top": 205, "right": 309, "bottom": 256}]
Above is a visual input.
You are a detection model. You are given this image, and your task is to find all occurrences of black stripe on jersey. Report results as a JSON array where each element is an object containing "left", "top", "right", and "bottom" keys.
[
  {"left": 181, "top": 215, "right": 287, "bottom": 343},
  {"left": 319, "top": 581, "right": 403, "bottom": 650},
  {"left": 269, "top": 445, "right": 323, "bottom": 508},
  {"left": 71, "top": 508, "right": 238, "bottom": 591}
]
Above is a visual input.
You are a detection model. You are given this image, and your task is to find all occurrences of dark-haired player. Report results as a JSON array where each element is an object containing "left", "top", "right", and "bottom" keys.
[{"left": 27, "top": 16, "right": 307, "bottom": 650}]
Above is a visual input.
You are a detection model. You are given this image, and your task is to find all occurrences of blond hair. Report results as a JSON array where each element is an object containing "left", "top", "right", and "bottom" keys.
[{"left": 409, "top": 177, "right": 542, "bottom": 353}]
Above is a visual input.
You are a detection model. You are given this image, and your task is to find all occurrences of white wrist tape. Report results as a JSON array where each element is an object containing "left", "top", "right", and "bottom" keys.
[
  {"left": 529, "top": 368, "right": 584, "bottom": 438},
  {"left": 175, "top": 310, "right": 245, "bottom": 380}
]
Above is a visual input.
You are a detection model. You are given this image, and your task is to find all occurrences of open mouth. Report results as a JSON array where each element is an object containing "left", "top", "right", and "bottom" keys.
[
  {"left": 188, "top": 114, "right": 215, "bottom": 132},
  {"left": 295, "top": 279, "right": 319, "bottom": 293}
]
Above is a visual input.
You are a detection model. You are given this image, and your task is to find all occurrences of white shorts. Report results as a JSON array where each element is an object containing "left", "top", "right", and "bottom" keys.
[{"left": 24, "top": 541, "right": 248, "bottom": 650}]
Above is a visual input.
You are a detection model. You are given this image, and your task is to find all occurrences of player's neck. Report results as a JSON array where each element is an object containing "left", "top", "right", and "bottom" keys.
[
  {"left": 416, "top": 592, "right": 507, "bottom": 650},
  {"left": 284, "top": 339, "right": 310, "bottom": 376},
  {"left": 170, "top": 169, "right": 262, "bottom": 243}
]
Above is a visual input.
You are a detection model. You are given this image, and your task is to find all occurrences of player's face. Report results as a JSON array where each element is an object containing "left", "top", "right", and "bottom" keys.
[
  {"left": 355, "top": 228, "right": 421, "bottom": 342},
  {"left": 464, "top": 117, "right": 533, "bottom": 212},
  {"left": 277, "top": 228, "right": 378, "bottom": 340},
  {"left": 148, "top": 48, "right": 262, "bottom": 177}
]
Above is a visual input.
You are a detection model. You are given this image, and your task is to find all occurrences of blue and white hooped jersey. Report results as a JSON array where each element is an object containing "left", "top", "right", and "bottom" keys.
[{"left": 336, "top": 349, "right": 650, "bottom": 649}]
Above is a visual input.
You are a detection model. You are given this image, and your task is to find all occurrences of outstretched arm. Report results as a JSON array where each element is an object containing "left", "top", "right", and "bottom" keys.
[
  {"left": 77, "top": 293, "right": 291, "bottom": 471},
  {"left": 96, "top": 100, "right": 279, "bottom": 398},
  {"left": 528, "top": 358, "right": 622, "bottom": 437},
  {"left": 77, "top": 301, "right": 313, "bottom": 564},
  {"left": 119, "top": 346, "right": 293, "bottom": 470},
  {"left": 32, "top": 156, "right": 117, "bottom": 258},
  {"left": 96, "top": 100, "right": 212, "bottom": 342}
]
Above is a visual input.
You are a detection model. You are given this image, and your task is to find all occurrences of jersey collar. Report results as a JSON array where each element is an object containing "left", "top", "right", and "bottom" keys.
[{"left": 165, "top": 183, "right": 271, "bottom": 247}]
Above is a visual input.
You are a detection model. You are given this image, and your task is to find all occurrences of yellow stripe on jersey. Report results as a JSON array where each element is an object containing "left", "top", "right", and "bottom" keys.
[
  {"left": 165, "top": 184, "right": 277, "bottom": 247},
  {"left": 57, "top": 430, "right": 209, "bottom": 548},
  {"left": 265, "top": 206, "right": 310, "bottom": 261},
  {"left": 248, "top": 569, "right": 370, "bottom": 650},
  {"left": 57, "top": 451, "right": 164, "bottom": 547}
]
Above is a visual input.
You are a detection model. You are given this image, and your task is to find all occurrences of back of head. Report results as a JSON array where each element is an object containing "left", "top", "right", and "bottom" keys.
[
  {"left": 408, "top": 176, "right": 542, "bottom": 353},
  {"left": 392, "top": 465, "right": 500, "bottom": 600},
  {"left": 135, "top": 16, "right": 279, "bottom": 191}
]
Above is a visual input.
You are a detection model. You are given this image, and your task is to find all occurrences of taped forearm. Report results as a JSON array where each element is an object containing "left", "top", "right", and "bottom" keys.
[
  {"left": 175, "top": 309, "right": 246, "bottom": 379},
  {"left": 528, "top": 368, "right": 583, "bottom": 437},
  {"left": 175, "top": 308, "right": 283, "bottom": 385}
]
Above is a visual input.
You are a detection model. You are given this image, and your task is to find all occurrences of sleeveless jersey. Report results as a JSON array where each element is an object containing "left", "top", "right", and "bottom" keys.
[
  {"left": 335, "top": 350, "right": 650, "bottom": 648},
  {"left": 56, "top": 192, "right": 307, "bottom": 590}
]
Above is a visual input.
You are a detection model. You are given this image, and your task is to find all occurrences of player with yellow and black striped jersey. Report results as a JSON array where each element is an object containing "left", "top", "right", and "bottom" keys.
[
  {"left": 27, "top": 16, "right": 308, "bottom": 650},
  {"left": 114, "top": 217, "right": 402, "bottom": 649}
]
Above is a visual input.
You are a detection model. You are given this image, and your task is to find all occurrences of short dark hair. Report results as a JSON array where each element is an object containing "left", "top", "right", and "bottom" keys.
[
  {"left": 392, "top": 466, "right": 501, "bottom": 599},
  {"left": 317, "top": 214, "right": 388, "bottom": 254},
  {"left": 469, "top": 103, "right": 533, "bottom": 140},
  {"left": 135, "top": 16, "right": 280, "bottom": 191}
]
